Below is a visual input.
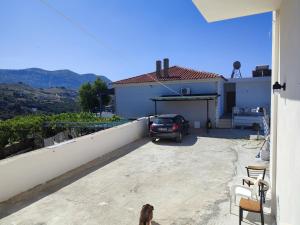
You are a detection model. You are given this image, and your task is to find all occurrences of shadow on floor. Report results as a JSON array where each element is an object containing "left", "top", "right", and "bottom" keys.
[
  {"left": 152, "top": 132, "right": 198, "bottom": 147},
  {"left": 200, "top": 128, "right": 257, "bottom": 140},
  {"left": 244, "top": 212, "right": 274, "bottom": 225},
  {"left": 0, "top": 138, "right": 149, "bottom": 219},
  {"left": 150, "top": 128, "right": 257, "bottom": 147}
]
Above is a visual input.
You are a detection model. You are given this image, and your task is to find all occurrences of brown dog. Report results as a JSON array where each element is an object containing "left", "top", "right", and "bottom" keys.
[{"left": 139, "top": 204, "right": 154, "bottom": 225}]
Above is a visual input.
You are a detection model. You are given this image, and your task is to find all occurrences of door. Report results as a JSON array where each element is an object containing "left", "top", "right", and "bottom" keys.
[{"left": 226, "top": 92, "right": 236, "bottom": 113}]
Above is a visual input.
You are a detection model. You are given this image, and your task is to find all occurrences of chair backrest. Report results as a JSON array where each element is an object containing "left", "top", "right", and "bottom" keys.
[
  {"left": 251, "top": 174, "right": 263, "bottom": 198},
  {"left": 246, "top": 165, "right": 266, "bottom": 180}
]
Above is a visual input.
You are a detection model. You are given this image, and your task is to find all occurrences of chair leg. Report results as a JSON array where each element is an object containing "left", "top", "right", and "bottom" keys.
[
  {"left": 261, "top": 210, "right": 264, "bottom": 225},
  {"left": 239, "top": 207, "right": 243, "bottom": 225}
]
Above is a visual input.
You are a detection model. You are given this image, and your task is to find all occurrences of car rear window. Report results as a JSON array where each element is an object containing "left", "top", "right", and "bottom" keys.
[{"left": 153, "top": 118, "right": 174, "bottom": 124}]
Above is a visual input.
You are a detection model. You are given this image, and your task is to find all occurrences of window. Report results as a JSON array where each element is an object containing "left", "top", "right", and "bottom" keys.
[
  {"left": 154, "top": 118, "right": 174, "bottom": 124},
  {"left": 177, "top": 116, "right": 185, "bottom": 123}
]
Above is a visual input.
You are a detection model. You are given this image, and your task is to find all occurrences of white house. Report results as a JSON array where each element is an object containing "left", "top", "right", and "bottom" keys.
[
  {"left": 113, "top": 59, "right": 226, "bottom": 128},
  {"left": 193, "top": 0, "right": 300, "bottom": 225},
  {"left": 113, "top": 59, "right": 271, "bottom": 128},
  {"left": 224, "top": 77, "right": 272, "bottom": 114}
]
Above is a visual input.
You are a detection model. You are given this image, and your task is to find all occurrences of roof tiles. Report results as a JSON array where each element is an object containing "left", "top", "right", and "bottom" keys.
[{"left": 113, "top": 66, "right": 225, "bottom": 85}]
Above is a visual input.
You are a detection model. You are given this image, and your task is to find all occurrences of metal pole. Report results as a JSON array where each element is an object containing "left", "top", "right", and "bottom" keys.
[
  {"left": 98, "top": 93, "right": 102, "bottom": 116},
  {"left": 154, "top": 101, "right": 157, "bottom": 115},
  {"left": 206, "top": 100, "right": 209, "bottom": 133}
]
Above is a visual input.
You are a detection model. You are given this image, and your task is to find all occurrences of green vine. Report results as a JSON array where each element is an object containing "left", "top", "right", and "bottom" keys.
[{"left": 0, "top": 113, "right": 121, "bottom": 149}]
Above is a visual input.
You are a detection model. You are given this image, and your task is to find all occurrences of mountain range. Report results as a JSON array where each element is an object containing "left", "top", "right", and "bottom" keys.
[{"left": 0, "top": 68, "right": 111, "bottom": 89}]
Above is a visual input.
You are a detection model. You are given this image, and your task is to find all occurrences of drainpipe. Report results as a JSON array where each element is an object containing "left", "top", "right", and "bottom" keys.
[{"left": 270, "top": 10, "right": 280, "bottom": 219}]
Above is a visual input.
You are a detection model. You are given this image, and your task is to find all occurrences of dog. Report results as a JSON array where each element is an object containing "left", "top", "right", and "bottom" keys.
[{"left": 139, "top": 204, "right": 154, "bottom": 225}]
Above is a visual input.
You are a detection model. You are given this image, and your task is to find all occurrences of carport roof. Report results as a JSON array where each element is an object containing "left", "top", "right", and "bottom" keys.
[{"left": 151, "top": 93, "right": 219, "bottom": 101}]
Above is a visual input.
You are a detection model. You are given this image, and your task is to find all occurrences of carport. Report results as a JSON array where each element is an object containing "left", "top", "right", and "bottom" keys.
[{"left": 151, "top": 94, "right": 219, "bottom": 127}]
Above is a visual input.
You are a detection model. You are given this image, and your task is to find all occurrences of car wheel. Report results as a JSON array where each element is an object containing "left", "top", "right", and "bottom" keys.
[{"left": 176, "top": 132, "right": 183, "bottom": 143}]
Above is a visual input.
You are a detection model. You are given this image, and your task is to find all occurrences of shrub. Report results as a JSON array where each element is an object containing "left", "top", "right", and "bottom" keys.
[
  {"left": 0, "top": 113, "right": 122, "bottom": 149},
  {"left": 0, "top": 122, "right": 10, "bottom": 148},
  {"left": 0, "top": 115, "right": 47, "bottom": 148}
]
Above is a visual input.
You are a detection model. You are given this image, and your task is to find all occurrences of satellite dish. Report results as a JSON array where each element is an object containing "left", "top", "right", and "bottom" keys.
[{"left": 231, "top": 61, "right": 242, "bottom": 78}]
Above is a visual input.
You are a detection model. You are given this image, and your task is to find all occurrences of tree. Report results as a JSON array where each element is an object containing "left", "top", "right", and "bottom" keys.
[
  {"left": 92, "top": 78, "right": 110, "bottom": 112},
  {"left": 79, "top": 79, "right": 110, "bottom": 112},
  {"left": 79, "top": 83, "right": 98, "bottom": 112}
]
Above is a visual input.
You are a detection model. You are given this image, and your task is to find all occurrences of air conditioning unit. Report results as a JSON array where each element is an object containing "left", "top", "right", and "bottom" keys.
[{"left": 180, "top": 88, "right": 191, "bottom": 96}]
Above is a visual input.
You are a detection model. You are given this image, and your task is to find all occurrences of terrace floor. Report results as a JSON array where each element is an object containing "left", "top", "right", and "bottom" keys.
[{"left": 0, "top": 129, "right": 273, "bottom": 225}]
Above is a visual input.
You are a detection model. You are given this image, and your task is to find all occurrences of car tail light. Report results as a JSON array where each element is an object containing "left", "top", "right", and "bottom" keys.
[
  {"left": 150, "top": 124, "right": 154, "bottom": 130},
  {"left": 172, "top": 123, "right": 179, "bottom": 131}
]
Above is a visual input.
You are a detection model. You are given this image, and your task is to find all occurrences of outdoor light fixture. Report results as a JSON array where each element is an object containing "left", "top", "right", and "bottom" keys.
[{"left": 273, "top": 81, "right": 286, "bottom": 94}]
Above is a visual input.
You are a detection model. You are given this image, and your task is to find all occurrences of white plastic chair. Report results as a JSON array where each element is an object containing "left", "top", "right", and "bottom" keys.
[{"left": 230, "top": 175, "right": 263, "bottom": 213}]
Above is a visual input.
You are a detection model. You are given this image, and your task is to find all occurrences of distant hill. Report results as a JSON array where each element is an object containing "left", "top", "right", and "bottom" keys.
[
  {"left": 0, "top": 68, "right": 111, "bottom": 89},
  {"left": 0, "top": 83, "right": 80, "bottom": 119}
]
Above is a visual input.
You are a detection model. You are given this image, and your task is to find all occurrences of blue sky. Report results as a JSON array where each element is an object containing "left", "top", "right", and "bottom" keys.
[{"left": 0, "top": 0, "right": 272, "bottom": 81}]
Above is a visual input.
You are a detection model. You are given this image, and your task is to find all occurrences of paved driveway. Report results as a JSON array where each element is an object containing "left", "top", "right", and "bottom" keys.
[{"left": 0, "top": 129, "right": 267, "bottom": 225}]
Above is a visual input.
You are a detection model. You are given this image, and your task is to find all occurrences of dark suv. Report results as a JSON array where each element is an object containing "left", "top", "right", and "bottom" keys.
[{"left": 149, "top": 114, "right": 189, "bottom": 143}]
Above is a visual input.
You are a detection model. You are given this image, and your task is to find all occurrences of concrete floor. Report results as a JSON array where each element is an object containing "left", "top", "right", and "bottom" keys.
[{"left": 0, "top": 129, "right": 272, "bottom": 225}]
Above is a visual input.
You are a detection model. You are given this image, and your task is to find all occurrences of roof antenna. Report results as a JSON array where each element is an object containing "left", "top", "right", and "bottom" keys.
[{"left": 231, "top": 61, "right": 242, "bottom": 78}]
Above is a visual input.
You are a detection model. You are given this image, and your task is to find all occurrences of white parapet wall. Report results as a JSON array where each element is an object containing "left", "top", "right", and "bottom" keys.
[{"left": 0, "top": 118, "right": 148, "bottom": 202}]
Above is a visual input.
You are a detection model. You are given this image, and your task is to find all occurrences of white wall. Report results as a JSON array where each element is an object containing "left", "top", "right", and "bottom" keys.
[
  {"left": 273, "top": 1, "right": 300, "bottom": 224},
  {"left": 0, "top": 118, "right": 148, "bottom": 202},
  {"left": 235, "top": 77, "right": 271, "bottom": 112},
  {"left": 114, "top": 80, "right": 222, "bottom": 124},
  {"left": 157, "top": 100, "right": 216, "bottom": 127}
]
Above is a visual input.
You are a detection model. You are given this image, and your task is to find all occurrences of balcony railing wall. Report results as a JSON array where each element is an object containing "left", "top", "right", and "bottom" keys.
[{"left": 0, "top": 118, "right": 148, "bottom": 202}]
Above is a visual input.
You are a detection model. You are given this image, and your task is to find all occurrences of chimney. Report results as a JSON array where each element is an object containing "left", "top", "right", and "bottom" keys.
[
  {"left": 163, "top": 58, "right": 169, "bottom": 77},
  {"left": 156, "top": 60, "right": 162, "bottom": 77}
]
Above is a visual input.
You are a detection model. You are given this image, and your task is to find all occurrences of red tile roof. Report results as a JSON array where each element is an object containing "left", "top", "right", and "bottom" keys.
[{"left": 113, "top": 66, "right": 225, "bottom": 85}]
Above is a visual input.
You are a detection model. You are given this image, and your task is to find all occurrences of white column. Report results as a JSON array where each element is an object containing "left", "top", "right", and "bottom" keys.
[{"left": 270, "top": 10, "right": 280, "bottom": 218}]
